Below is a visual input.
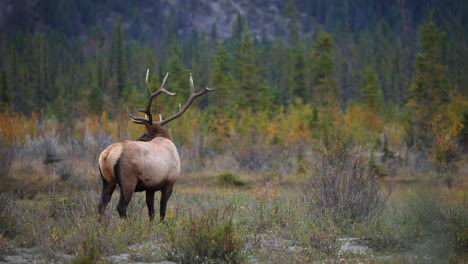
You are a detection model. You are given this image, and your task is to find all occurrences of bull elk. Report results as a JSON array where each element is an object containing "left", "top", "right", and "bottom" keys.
[{"left": 98, "top": 70, "right": 213, "bottom": 221}]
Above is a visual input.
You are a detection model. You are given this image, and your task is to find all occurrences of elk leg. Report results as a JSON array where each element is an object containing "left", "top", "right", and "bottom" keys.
[
  {"left": 98, "top": 169, "right": 116, "bottom": 216},
  {"left": 146, "top": 190, "right": 156, "bottom": 221},
  {"left": 117, "top": 182, "right": 136, "bottom": 218},
  {"left": 159, "top": 184, "right": 173, "bottom": 221}
]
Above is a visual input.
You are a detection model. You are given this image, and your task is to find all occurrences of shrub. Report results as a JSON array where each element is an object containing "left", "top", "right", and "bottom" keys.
[
  {"left": 444, "top": 204, "right": 468, "bottom": 255},
  {"left": 297, "top": 213, "right": 340, "bottom": 258},
  {"left": 48, "top": 196, "right": 79, "bottom": 219},
  {"left": 217, "top": 172, "right": 247, "bottom": 187},
  {"left": 0, "top": 141, "right": 14, "bottom": 179},
  {"left": 0, "top": 192, "right": 18, "bottom": 239},
  {"left": 56, "top": 162, "right": 75, "bottom": 181},
  {"left": 70, "top": 236, "right": 103, "bottom": 264},
  {"left": 307, "top": 149, "right": 389, "bottom": 230},
  {"left": 166, "top": 208, "right": 245, "bottom": 264}
]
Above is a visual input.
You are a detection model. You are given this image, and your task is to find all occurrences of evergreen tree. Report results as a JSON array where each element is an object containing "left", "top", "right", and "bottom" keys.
[
  {"left": 284, "top": 0, "right": 301, "bottom": 44},
  {"left": 374, "top": 20, "right": 393, "bottom": 102},
  {"left": 360, "top": 66, "right": 383, "bottom": 112},
  {"left": 0, "top": 70, "right": 9, "bottom": 109},
  {"left": 309, "top": 31, "right": 342, "bottom": 148},
  {"left": 88, "top": 83, "right": 104, "bottom": 113},
  {"left": 111, "top": 16, "right": 127, "bottom": 98},
  {"left": 291, "top": 47, "right": 307, "bottom": 100},
  {"left": 36, "top": 33, "right": 51, "bottom": 109},
  {"left": 408, "top": 12, "right": 448, "bottom": 108},
  {"left": 231, "top": 12, "right": 246, "bottom": 79},
  {"left": 237, "top": 33, "right": 267, "bottom": 110},
  {"left": 310, "top": 31, "right": 338, "bottom": 107},
  {"left": 166, "top": 44, "right": 187, "bottom": 113},
  {"left": 211, "top": 43, "right": 235, "bottom": 111},
  {"left": 407, "top": 11, "right": 448, "bottom": 146}
]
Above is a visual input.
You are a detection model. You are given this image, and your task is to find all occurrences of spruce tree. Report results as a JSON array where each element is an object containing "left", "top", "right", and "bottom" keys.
[
  {"left": 310, "top": 31, "right": 338, "bottom": 108},
  {"left": 310, "top": 31, "right": 341, "bottom": 148},
  {"left": 211, "top": 43, "right": 235, "bottom": 111},
  {"left": 112, "top": 16, "right": 127, "bottom": 99},
  {"left": 237, "top": 33, "right": 267, "bottom": 110},
  {"left": 284, "top": 0, "right": 301, "bottom": 44},
  {"left": 407, "top": 11, "right": 448, "bottom": 146},
  {"left": 166, "top": 44, "right": 187, "bottom": 113},
  {"left": 291, "top": 47, "right": 307, "bottom": 100},
  {"left": 361, "top": 66, "right": 383, "bottom": 112}
]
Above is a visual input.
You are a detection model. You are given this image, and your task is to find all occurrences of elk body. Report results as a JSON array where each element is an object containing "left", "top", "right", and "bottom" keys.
[{"left": 98, "top": 70, "right": 213, "bottom": 221}]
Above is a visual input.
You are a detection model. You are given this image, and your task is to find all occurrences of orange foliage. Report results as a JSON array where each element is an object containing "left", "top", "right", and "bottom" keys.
[
  {"left": 429, "top": 113, "right": 462, "bottom": 171},
  {"left": 0, "top": 111, "right": 37, "bottom": 143}
]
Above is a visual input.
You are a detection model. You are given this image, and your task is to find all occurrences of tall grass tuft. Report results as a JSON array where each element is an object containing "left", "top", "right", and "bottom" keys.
[{"left": 165, "top": 207, "right": 245, "bottom": 264}]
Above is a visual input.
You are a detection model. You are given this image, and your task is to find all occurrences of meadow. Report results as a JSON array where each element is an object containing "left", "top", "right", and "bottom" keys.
[{"left": 0, "top": 109, "right": 466, "bottom": 264}]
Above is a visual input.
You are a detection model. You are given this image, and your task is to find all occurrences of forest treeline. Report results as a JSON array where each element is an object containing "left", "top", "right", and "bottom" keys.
[{"left": 0, "top": 0, "right": 467, "bottom": 172}]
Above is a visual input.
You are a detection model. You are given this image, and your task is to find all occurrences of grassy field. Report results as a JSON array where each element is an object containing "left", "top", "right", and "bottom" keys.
[{"left": 1, "top": 150, "right": 466, "bottom": 263}]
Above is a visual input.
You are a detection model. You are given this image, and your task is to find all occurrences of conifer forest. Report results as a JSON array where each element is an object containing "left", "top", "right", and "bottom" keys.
[{"left": 0, "top": 1, "right": 467, "bottom": 263}]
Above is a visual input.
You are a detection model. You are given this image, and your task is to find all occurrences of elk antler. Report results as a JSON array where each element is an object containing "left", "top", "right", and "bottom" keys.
[
  {"left": 127, "top": 69, "right": 175, "bottom": 124},
  {"left": 155, "top": 72, "right": 214, "bottom": 126}
]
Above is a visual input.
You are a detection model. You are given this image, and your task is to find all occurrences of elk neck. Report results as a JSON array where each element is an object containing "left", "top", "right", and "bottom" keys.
[{"left": 137, "top": 124, "right": 172, "bottom": 142}]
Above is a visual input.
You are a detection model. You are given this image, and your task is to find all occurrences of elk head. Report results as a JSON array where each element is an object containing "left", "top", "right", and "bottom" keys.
[
  {"left": 98, "top": 69, "right": 213, "bottom": 221},
  {"left": 127, "top": 69, "right": 214, "bottom": 141}
]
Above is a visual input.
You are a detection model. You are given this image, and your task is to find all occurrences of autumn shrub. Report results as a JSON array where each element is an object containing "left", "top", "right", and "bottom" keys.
[
  {"left": 307, "top": 148, "right": 388, "bottom": 230},
  {"left": 429, "top": 113, "right": 462, "bottom": 174},
  {"left": 165, "top": 207, "right": 245, "bottom": 264}
]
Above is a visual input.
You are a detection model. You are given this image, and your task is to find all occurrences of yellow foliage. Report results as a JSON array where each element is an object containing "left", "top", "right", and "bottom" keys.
[
  {"left": 343, "top": 104, "right": 383, "bottom": 144},
  {"left": 84, "top": 115, "right": 100, "bottom": 137},
  {"left": 100, "top": 112, "right": 111, "bottom": 134}
]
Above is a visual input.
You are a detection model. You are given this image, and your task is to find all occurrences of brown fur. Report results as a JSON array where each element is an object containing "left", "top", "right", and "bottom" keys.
[{"left": 136, "top": 124, "right": 171, "bottom": 141}]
